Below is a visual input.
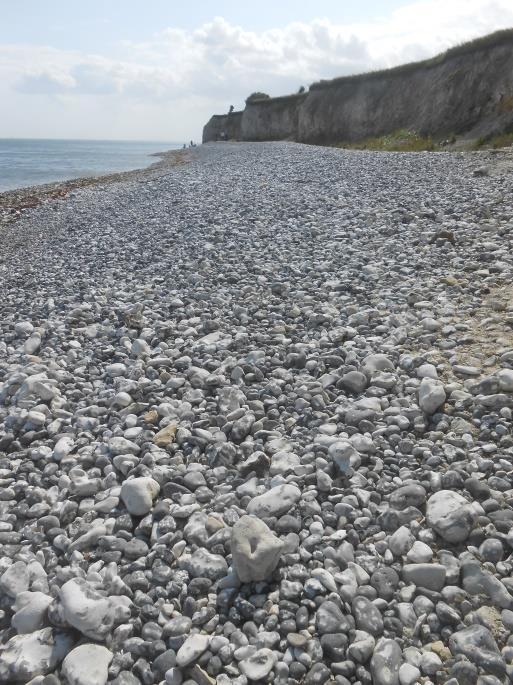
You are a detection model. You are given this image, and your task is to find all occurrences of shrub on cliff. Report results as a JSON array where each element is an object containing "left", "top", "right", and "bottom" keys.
[{"left": 246, "top": 92, "right": 270, "bottom": 104}]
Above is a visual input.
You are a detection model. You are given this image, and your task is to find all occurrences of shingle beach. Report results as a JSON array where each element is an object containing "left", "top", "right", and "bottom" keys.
[{"left": 1, "top": 142, "right": 513, "bottom": 685}]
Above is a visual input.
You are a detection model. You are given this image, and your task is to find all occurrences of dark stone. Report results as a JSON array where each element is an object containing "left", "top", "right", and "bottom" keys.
[
  {"left": 370, "top": 567, "right": 399, "bottom": 601},
  {"left": 304, "top": 662, "right": 332, "bottom": 684},
  {"left": 316, "top": 600, "right": 350, "bottom": 634}
]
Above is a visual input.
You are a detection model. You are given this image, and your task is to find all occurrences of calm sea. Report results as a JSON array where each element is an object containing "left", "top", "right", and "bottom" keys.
[{"left": 0, "top": 138, "right": 183, "bottom": 192}]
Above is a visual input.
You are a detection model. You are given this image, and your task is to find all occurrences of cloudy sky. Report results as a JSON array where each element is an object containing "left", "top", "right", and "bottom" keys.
[{"left": 2, "top": 0, "right": 513, "bottom": 142}]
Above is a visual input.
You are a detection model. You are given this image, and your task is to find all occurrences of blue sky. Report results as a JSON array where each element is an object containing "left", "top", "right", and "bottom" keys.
[{"left": 1, "top": 0, "right": 513, "bottom": 141}]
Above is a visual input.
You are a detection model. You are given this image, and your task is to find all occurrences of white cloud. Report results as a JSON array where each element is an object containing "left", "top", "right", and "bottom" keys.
[{"left": 1, "top": 0, "right": 513, "bottom": 139}]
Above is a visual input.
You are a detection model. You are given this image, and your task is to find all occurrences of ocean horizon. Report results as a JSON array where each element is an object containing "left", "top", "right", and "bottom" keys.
[{"left": 0, "top": 137, "right": 183, "bottom": 192}]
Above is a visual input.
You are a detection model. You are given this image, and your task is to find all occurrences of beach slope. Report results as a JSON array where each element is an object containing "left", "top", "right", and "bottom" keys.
[{"left": 1, "top": 142, "right": 513, "bottom": 684}]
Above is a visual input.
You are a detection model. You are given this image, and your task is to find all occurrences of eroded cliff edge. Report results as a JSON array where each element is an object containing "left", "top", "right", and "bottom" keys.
[{"left": 202, "top": 29, "right": 513, "bottom": 145}]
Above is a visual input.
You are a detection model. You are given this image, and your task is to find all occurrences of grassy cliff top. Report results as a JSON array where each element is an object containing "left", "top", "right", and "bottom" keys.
[{"left": 310, "top": 27, "right": 513, "bottom": 91}]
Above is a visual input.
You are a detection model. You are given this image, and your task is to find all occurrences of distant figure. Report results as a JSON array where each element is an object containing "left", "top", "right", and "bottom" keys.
[
  {"left": 182, "top": 143, "right": 186, "bottom": 149},
  {"left": 220, "top": 131, "right": 227, "bottom": 141},
  {"left": 229, "top": 105, "right": 234, "bottom": 114}
]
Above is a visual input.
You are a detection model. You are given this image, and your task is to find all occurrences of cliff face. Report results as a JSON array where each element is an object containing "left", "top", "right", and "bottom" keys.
[
  {"left": 299, "top": 40, "right": 513, "bottom": 143},
  {"left": 202, "top": 111, "right": 243, "bottom": 143},
  {"left": 240, "top": 94, "right": 306, "bottom": 141},
  {"left": 202, "top": 30, "right": 513, "bottom": 145}
]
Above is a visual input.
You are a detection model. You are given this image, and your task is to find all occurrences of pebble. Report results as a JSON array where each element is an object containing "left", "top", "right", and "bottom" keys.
[
  {"left": 246, "top": 483, "right": 301, "bottom": 518},
  {"left": 61, "top": 644, "right": 113, "bottom": 685},
  {"left": 316, "top": 600, "right": 349, "bottom": 634},
  {"left": 418, "top": 377, "right": 446, "bottom": 414},
  {"left": 399, "top": 662, "right": 421, "bottom": 685},
  {"left": 12, "top": 591, "right": 53, "bottom": 633},
  {"left": 1, "top": 142, "right": 513, "bottom": 683},
  {"left": 370, "top": 638, "right": 402, "bottom": 685},
  {"left": 176, "top": 634, "right": 210, "bottom": 667},
  {"left": 120, "top": 477, "right": 160, "bottom": 515},
  {"left": 0, "top": 628, "right": 74, "bottom": 682},
  {"left": 402, "top": 563, "right": 446, "bottom": 591},
  {"left": 389, "top": 526, "right": 415, "bottom": 557},
  {"left": 426, "top": 490, "right": 477, "bottom": 543},
  {"left": 231, "top": 515, "right": 283, "bottom": 582},
  {"left": 352, "top": 595, "right": 384, "bottom": 635},
  {"left": 239, "top": 648, "right": 277, "bottom": 680},
  {"left": 0, "top": 561, "right": 30, "bottom": 597},
  {"left": 59, "top": 578, "right": 132, "bottom": 640}
]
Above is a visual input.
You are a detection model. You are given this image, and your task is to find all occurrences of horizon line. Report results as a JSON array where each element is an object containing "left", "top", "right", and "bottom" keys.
[{"left": 0, "top": 136, "right": 186, "bottom": 144}]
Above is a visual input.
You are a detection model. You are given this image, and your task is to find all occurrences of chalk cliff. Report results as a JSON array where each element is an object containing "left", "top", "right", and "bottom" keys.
[
  {"left": 202, "top": 29, "right": 513, "bottom": 145},
  {"left": 240, "top": 94, "right": 306, "bottom": 141},
  {"left": 202, "top": 111, "right": 243, "bottom": 143}
]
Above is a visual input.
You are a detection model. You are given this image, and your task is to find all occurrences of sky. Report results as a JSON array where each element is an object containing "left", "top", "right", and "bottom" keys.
[{"left": 1, "top": 0, "right": 513, "bottom": 142}]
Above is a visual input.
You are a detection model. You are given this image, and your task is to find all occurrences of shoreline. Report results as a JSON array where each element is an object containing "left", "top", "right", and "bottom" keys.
[
  {"left": 0, "top": 147, "right": 191, "bottom": 228},
  {"left": 2, "top": 142, "right": 511, "bottom": 230}
]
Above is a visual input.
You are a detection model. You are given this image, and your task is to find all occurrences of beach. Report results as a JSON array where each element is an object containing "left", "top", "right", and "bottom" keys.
[
  {"left": 0, "top": 147, "right": 190, "bottom": 228},
  {"left": 1, "top": 141, "right": 513, "bottom": 683}
]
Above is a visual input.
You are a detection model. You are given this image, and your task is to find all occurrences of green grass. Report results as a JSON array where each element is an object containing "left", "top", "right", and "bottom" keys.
[
  {"left": 334, "top": 129, "right": 437, "bottom": 152},
  {"left": 475, "top": 132, "right": 513, "bottom": 149}
]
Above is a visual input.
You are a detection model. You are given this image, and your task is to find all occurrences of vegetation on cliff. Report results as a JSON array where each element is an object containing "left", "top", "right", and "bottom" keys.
[
  {"left": 310, "top": 27, "right": 513, "bottom": 90},
  {"left": 245, "top": 92, "right": 270, "bottom": 104},
  {"left": 334, "top": 129, "right": 437, "bottom": 152}
]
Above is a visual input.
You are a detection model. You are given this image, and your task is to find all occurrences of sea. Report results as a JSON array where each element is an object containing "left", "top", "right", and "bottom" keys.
[{"left": 0, "top": 138, "right": 183, "bottom": 192}]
